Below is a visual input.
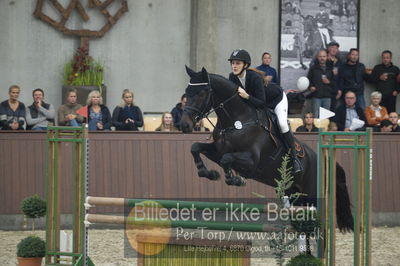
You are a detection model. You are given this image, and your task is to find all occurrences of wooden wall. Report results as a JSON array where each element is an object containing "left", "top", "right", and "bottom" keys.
[{"left": 0, "top": 131, "right": 399, "bottom": 215}]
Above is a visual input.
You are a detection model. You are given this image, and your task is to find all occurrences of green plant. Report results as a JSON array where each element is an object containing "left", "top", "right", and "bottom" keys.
[
  {"left": 286, "top": 254, "right": 323, "bottom": 266},
  {"left": 290, "top": 209, "right": 321, "bottom": 236},
  {"left": 21, "top": 194, "right": 46, "bottom": 231},
  {"left": 63, "top": 47, "right": 104, "bottom": 88},
  {"left": 16, "top": 236, "right": 46, "bottom": 258}
]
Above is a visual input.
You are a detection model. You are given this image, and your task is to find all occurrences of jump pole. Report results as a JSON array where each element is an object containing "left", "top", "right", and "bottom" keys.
[{"left": 317, "top": 129, "right": 372, "bottom": 266}]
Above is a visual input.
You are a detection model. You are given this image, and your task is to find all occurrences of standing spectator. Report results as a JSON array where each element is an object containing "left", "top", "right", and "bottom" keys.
[
  {"left": 326, "top": 41, "right": 343, "bottom": 111},
  {"left": 171, "top": 94, "right": 187, "bottom": 131},
  {"left": 337, "top": 48, "right": 369, "bottom": 110},
  {"left": 112, "top": 89, "right": 143, "bottom": 131},
  {"left": 379, "top": 119, "right": 393, "bottom": 132},
  {"left": 296, "top": 112, "right": 319, "bottom": 132},
  {"left": 0, "top": 85, "right": 26, "bottom": 130},
  {"left": 87, "top": 90, "right": 112, "bottom": 131},
  {"left": 156, "top": 112, "right": 179, "bottom": 132},
  {"left": 334, "top": 91, "right": 366, "bottom": 131},
  {"left": 58, "top": 88, "right": 84, "bottom": 126},
  {"left": 26, "top": 88, "right": 55, "bottom": 130},
  {"left": 389, "top": 112, "right": 400, "bottom": 132},
  {"left": 371, "top": 50, "right": 400, "bottom": 113},
  {"left": 364, "top": 91, "right": 388, "bottom": 128},
  {"left": 307, "top": 49, "right": 334, "bottom": 117},
  {"left": 256, "top": 52, "right": 279, "bottom": 85}
]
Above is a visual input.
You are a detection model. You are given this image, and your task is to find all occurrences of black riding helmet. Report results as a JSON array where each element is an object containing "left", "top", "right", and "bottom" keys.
[{"left": 228, "top": 49, "right": 251, "bottom": 67}]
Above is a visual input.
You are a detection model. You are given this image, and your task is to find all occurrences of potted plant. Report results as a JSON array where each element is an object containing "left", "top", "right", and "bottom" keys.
[
  {"left": 21, "top": 194, "right": 46, "bottom": 231},
  {"left": 16, "top": 235, "right": 45, "bottom": 266},
  {"left": 62, "top": 46, "right": 106, "bottom": 105}
]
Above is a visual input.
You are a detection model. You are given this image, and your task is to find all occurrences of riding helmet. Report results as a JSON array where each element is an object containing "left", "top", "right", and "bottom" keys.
[{"left": 228, "top": 49, "right": 251, "bottom": 66}]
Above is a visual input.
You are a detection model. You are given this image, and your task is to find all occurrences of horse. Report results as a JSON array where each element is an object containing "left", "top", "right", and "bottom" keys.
[{"left": 180, "top": 66, "right": 353, "bottom": 232}]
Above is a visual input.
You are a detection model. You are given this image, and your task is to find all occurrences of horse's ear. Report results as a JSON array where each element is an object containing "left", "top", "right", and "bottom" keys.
[
  {"left": 185, "top": 65, "right": 196, "bottom": 77},
  {"left": 201, "top": 67, "right": 208, "bottom": 80}
]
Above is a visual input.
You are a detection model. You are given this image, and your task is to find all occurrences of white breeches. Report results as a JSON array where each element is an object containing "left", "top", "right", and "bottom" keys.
[{"left": 275, "top": 93, "right": 289, "bottom": 133}]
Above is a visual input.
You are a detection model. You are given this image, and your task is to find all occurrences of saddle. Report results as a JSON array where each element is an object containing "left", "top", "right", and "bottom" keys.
[{"left": 263, "top": 109, "right": 305, "bottom": 159}]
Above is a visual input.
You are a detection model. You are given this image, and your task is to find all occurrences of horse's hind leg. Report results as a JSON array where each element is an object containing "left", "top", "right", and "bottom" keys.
[
  {"left": 191, "top": 142, "right": 221, "bottom": 180},
  {"left": 220, "top": 152, "right": 255, "bottom": 186}
]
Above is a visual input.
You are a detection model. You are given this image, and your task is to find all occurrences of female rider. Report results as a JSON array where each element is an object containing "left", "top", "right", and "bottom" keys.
[{"left": 228, "top": 49, "right": 303, "bottom": 173}]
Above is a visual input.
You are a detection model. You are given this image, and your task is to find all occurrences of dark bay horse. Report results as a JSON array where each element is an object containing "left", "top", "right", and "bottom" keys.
[{"left": 180, "top": 66, "right": 353, "bottom": 232}]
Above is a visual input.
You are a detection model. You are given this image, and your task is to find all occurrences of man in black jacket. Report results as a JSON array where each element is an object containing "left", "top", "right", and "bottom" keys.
[
  {"left": 337, "top": 48, "right": 369, "bottom": 111},
  {"left": 171, "top": 94, "right": 187, "bottom": 130},
  {"left": 371, "top": 50, "right": 400, "bottom": 113},
  {"left": 334, "top": 91, "right": 366, "bottom": 131},
  {"left": 307, "top": 49, "right": 334, "bottom": 117}
]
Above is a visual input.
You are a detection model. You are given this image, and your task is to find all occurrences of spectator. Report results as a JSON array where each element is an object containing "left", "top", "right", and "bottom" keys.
[
  {"left": 389, "top": 112, "right": 400, "bottom": 132},
  {"left": 0, "top": 85, "right": 26, "bottom": 130},
  {"left": 256, "top": 52, "right": 279, "bottom": 85},
  {"left": 307, "top": 49, "right": 334, "bottom": 117},
  {"left": 194, "top": 119, "right": 210, "bottom": 132},
  {"left": 364, "top": 91, "right": 388, "bottom": 128},
  {"left": 112, "top": 89, "right": 143, "bottom": 131},
  {"left": 156, "top": 112, "right": 179, "bottom": 132},
  {"left": 328, "top": 121, "right": 338, "bottom": 131},
  {"left": 25, "top": 88, "right": 55, "bottom": 130},
  {"left": 334, "top": 91, "right": 366, "bottom": 131},
  {"left": 371, "top": 50, "right": 400, "bottom": 113},
  {"left": 380, "top": 119, "right": 393, "bottom": 132},
  {"left": 87, "top": 90, "right": 112, "bottom": 131},
  {"left": 58, "top": 88, "right": 84, "bottom": 126},
  {"left": 171, "top": 94, "right": 187, "bottom": 131},
  {"left": 337, "top": 48, "right": 369, "bottom": 110},
  {"left": 326, "top": 41, "right": 343, "bottom": 111},
  {"left": 296, "top": 112, "right": 319, "bottom": 132}
]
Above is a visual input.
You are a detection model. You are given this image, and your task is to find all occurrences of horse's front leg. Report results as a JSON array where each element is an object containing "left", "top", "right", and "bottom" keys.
[
  {"left": 191, "top": 142, "right": 221, "bottom": 181},
  {"left": 220, "top": 151, "right": 258, "bottom": 186}
]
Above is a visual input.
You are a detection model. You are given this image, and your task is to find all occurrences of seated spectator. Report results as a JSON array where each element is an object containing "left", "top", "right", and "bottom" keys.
[
  {"left": 87, "top": 90, "right": 111, "bottom": 131},
  {"left": 112, "top": 89, "right": 143, "bottom": 131},
  {"left": 364, "top": 91, "right": 388, "bottom": 128},
  {"left": 296, "top": 112, "right": 319, "bottom": 132},
  {"left": 334, "top": 91, "right": 366, "bottom": 131},
  {"left": 156, "top": 112, "right": 179, "bottom": 132},
  {"left": 328, "top": 121, "right": 338, "bottom": 131},
  {"left": 171, "top": 94, "right": 187, "bottom": 130},
  {"left": 26, "top": 88, "right": 55, "bottom": 130},
  {"left": 380, "top": 119, "right": 393, "bottom": 132},
  {"left": 58, "top": 88, "right": 84, "bottom": 126},
  {"left": 0, "top": 85, "right": 26, "bottom": 130},
  {"left": 194, "top": 120, "right": 210, "bottom": 132},
  {"left": 389, "top": 112, "right": 400, "bottom": 132}
]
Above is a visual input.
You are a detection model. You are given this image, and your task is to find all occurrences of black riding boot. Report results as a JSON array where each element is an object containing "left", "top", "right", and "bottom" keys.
[{"left": 282, "top": 131, "right": 303, "bottom": 174}]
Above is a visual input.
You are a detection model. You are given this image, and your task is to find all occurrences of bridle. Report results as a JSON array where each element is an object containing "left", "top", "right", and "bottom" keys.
[{"left": 184, "top": 76, "right": 238, "bottom": 129}]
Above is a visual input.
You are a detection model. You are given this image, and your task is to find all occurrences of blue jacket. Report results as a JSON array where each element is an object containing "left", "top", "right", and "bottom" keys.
[
  {"left": 112, "top": 105, "right": 143, "bottom": 131},
  {"left": 256, "top": 64, "right": 279, "bottom": 84},
  {"left": 171, "top": 103, "right": 184, "bottom": 130}
]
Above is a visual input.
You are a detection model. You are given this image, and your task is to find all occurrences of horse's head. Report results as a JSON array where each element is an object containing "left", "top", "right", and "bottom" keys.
[{"left": 181, "top": 66, "right": 213, "bottom": 133}]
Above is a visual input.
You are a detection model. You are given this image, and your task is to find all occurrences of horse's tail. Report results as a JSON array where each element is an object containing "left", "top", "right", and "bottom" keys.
[{"left": 335, "top": 162, "right": 354, "bottom": 232}]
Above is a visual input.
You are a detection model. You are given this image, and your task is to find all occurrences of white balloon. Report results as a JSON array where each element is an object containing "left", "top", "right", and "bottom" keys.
[{"left": 297, "top": 76, "right": 310, "bottom": 91}]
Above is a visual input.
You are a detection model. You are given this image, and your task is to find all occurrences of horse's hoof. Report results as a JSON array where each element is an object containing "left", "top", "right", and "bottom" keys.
[
  {"left": 198, "top": 169, "right": 220, "bottom": 181},
  {"left": 225, "top": 176, "right": 246, "bottom": 186}
]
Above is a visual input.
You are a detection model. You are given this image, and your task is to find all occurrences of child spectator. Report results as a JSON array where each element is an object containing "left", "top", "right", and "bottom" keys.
[
  {"left": 296, "top": 112, "right": 319, "bottom": 132},
  {"left": 156, "top": 112, "right": 179, "bottom": 132},
  {"left": 389, "top": 112, "right": 400, "bottom": 132},
  {"left": 0, "top": 85, "right": 26, "bottom": 130},
  {"left": 112, "top": 89, "right": 143, "bottom": 131}
]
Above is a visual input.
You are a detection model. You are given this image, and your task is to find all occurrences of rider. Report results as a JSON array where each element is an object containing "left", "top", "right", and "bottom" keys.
[{"left": 228, "top": 49, "right": 303, "bottom": 173}]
